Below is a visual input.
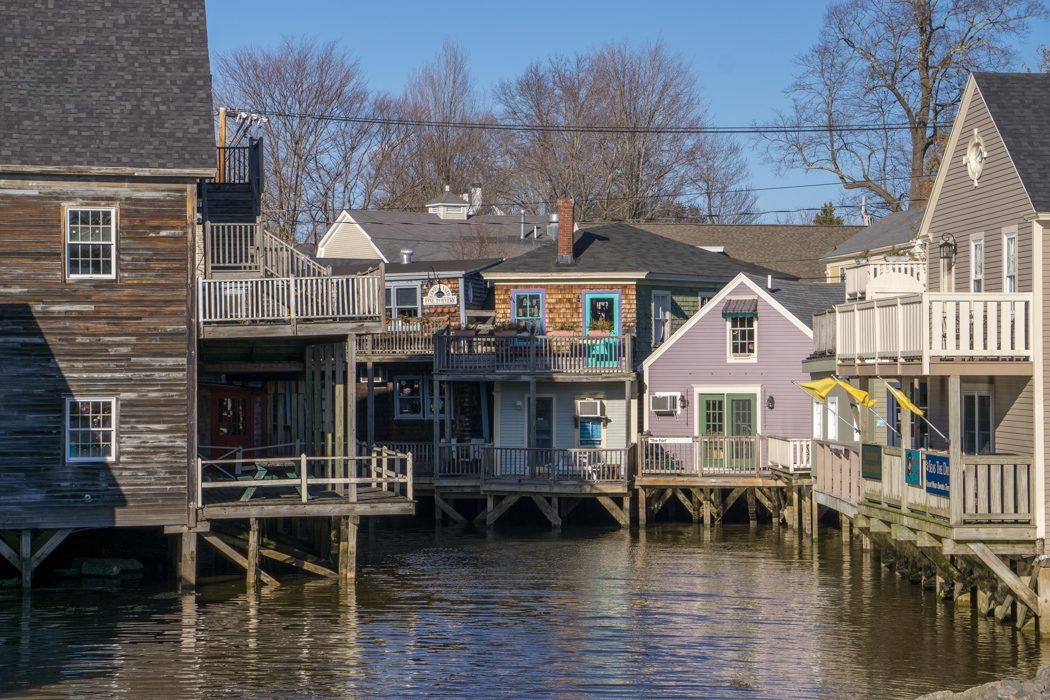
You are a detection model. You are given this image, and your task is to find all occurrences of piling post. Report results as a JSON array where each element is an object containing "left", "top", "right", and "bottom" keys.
[
  {"left": 637, "top": 488, "right": 647, "bottom": 527},
  {"left": 787, "top": 487, "right": 799, "bottom": 530},
  {"left": 20, "top": 530, "right": 31, "bottom": 590},
  {"left": 840, "top": 513, "right": 851, "bottom": 542},
  {"left": 338, "top": 515, "right": 358, "bottom": 585},
  {"left": 179, "top": 530, "right": 198, "bottom": 592},
  {"left": 746, "top": 489, "right": 757, "bottom": 526},
  {"left": 701, "top": 489, "right": 713, "bottom": 528},
  {"left": 246, "top": 518, "right": 260, "bottom": 593}
]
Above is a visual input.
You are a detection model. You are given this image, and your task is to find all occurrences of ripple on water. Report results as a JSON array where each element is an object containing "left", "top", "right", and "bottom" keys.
[{"left": 0, "top": 523, "right": 1046, "bottom": 698}]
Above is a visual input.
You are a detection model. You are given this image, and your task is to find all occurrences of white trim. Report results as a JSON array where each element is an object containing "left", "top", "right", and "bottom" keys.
[
  {"left": 1002, "top": 227, "right": 1018, "bottom": 293},
  {"left": 642, "top": 273, "right": 813, "bottom": 370},
  {"left": 316, "top": 210, "right": 388, "bottom": 262},
  {"left": 651, "top": 289, "right": 672, "bottom": 347},
  {"left": 827, "top": 396, "right": 840, "bottom": 442},
  {"left": 962, "top": 388, "right": 995, "bottom": 454},
  {"left": 386, "top": 282, "right": 423, "bottom": 319},
  {"left": 65, "top": 205, "right": 117, "bottom": 280},
  {"left": 1032, "top": 219, "right": 1044, "bottom": 538},
  {"left": 65, "top": 396, "right": 118, "bottom": 463},
  {"left": 970, "top": 235, "right": 984, "bottom": 293},
  {"left": 725, "top": 313, "right": 758, "bottom": 363}
]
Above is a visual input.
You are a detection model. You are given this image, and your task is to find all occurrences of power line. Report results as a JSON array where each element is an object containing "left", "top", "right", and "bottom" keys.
[{"left": 229, "top": 107, "right": 944, "bottom": 136}]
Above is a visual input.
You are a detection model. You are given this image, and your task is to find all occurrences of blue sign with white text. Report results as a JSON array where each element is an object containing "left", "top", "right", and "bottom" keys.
[{"left": 925, "top": 454, "right": 950, "bottom": 498}]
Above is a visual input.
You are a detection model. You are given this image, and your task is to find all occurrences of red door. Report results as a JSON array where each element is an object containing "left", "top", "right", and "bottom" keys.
[{"left": 209, "top": 387, "right": 262, "bottom": 458}]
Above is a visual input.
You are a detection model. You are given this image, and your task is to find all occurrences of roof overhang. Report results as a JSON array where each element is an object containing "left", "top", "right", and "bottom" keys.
[
  {"left": 0, "top": 163, "right": 216, "bottom": 179},
  {"left": 482, "top": 271, "right": 648, "bottom": 283}
]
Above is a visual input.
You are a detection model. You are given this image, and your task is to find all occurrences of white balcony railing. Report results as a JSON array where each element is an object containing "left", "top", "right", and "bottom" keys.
[
  {"left": 198, "top": 273, "right": 383, "bottom": 326},
  {"left": 826, "top": 292, "right": 1032, "bottom": 369},
  {"left": 766, "top": 436, "right": 812, "bottom": 472},
  {"left": 844, "top": 261, "right": 926, "bottom": 300}
]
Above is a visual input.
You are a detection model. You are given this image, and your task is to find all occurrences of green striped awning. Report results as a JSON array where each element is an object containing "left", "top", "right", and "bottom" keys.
[{"left": 721, "top": 298, "right": 758, "bottom": 318}]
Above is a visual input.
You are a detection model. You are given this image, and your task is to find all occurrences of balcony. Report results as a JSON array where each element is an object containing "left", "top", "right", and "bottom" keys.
[
  {"left": 812, "top": 440, "right": 1035, "bottom": 542},
  {"left": 813, "top": 292, "right": 1033, "bottom": 374},
  {"left": 356, "top": 321, "right": 435, "bottom": 360},
  {"left": 433, "top": 331, "right": 634, "bottom": 379},
  {"left": 844, "top": 261, "right": 926, "bottom": 300}
]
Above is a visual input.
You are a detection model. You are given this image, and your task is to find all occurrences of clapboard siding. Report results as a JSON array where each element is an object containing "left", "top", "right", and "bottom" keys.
[
  {"left": 0, "top": 178, "right": 194, "bottom": 529},
  {"left": 495, "top": 381, "right": 628, "bottom": 449},
  {"left": 994, "top": 376, "right": 1034, "bottom": 456},
  {"left": 318, "top": 218, "right": 384, "bottom": 260},
  {"left": 645, "top": 280, "right": 812, "bottom": 442},
  {"left": 926, "top": 86, "right": 1034, "bottom": 293}
]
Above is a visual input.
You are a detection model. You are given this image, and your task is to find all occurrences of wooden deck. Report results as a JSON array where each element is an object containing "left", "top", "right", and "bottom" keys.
[
  {"left": 200, "top": 486, "right": 414, "bottom": 519},
  {"left": 434, "top": 332, "right": 635, "bottom": 378}
]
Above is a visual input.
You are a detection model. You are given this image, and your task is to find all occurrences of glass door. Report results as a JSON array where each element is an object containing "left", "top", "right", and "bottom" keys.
[
  {"left": 697, "top": 392, "right": 756, "bottom": 471},
  {"left": 699, "top": 393, "right": 726, "bottom": 471},
  {"left": 727, "top": 394, "right": 756, "bottom": 470},
  {"left": 963, "top": 392, "right": 993, "bottom": 454},
  {"left": 583, "top": 292, "right": 621, "bottom": 367}
]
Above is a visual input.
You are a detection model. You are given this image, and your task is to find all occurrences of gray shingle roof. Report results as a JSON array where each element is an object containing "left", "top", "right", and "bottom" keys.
[
  {"left": 824, "top": 207, "right": 925, "bottom": 258},
  {"left": 973, "top": 72, "right": 1050, "bottom": 212},
  {"left": 342, "top": 209, "right": 554, "bottom": 262},
  {"left": 322, "top": 257, "right": 501, "bottom": 277},
  {"left": 597, "top": 222, "right": 862, "bottom": 280},
  {"left": 0, "top": 0, "right": 215, "bottom": 175},
  {"left": 488, "top": 222, "right": 793, "bottom": 280},
  {"left": 744, "top": 274, "right": 844, "bottom": 328},
  {"left": 426, "top": 191, "right": 469, "bottom": 206}
]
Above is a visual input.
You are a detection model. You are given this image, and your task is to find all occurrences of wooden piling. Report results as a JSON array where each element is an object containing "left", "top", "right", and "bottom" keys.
[
  {"left": 20, "top": 530, "right": 31, "bottom": 590},
  {"left": 179, "top": 531, "right": 198, "bottom": 592},
  {"left": 746, "top": 489, "right": 757, "bottom": 526},
  {"left": 246, "top": 518, "right": 260, "bottom": 593},
  {"left": 338, "top": 516, "right": 357, "bottom": 585}
]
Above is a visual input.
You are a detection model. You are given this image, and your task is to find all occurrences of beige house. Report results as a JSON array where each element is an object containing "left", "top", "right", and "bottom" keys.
[
  {"left": 822, "top": 206, "right": 927, "bottom": 299},
  {"left": 806, "top": 71, "right": 1050, "bottom": 628}
]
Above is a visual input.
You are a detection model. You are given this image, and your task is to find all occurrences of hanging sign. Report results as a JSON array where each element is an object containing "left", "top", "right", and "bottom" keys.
[
  {"left": 925, "top": 454, "right": 950, "bottom": 498},
  {"left": 423, "top": 283, "right": 457, "bottom": 307},
  {"left": 861, "top": 443, "right": 883, "bottom": 481},
  {"left": 904, "top": 449, "right": 923, "bottom": 487}
]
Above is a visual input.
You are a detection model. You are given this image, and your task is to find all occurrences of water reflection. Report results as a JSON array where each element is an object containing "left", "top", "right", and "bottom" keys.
[{"left": 0, "top": 524, "right": 1047, "bottom": 698}]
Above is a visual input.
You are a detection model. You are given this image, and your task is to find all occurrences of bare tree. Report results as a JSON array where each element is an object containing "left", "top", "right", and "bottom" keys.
[
  {"left": 496, "top": 41, "right": 758, "bottom": 222},
  {"left": 763, "top": 0, "right": 1045, "bottom": 212},
  {"left": 378, "top": 41, "right": 508, "bottom": 210},
  {"left": 214, "top": 37, "right": 396, "bottom": 242}
]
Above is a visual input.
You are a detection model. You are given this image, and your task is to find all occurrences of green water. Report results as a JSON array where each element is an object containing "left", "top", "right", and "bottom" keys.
[{"left": 1, "top": 523, "right": 1045, "bottom": 698}]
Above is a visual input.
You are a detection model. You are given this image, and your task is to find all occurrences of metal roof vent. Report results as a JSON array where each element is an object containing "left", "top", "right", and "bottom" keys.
[{"left": 400, "top": 249, "right": 414, "bottom": 265}]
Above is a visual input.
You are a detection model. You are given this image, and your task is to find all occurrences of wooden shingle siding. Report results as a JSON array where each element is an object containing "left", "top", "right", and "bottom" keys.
[
  {"left": 0, "top": 178, "right": 194, "bottom": 529},
  {"left": 926, "top": 87, "right": 1034, "bottom": 293},
  {"left": 494, "top": 283, "right": 637, "bottom": 332}
]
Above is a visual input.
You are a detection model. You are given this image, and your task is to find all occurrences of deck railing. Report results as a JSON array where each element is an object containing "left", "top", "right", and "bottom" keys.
[
  {"left": 812, "top": 439, "right": 1034, "bottom": 527},
  {"left": 204, "top": 225, "right": 331, "bottom": 279},
  {"left": 638, "top": 435, "right": 761, "bottom": 477},
  {"left": 198, "top": 272, "right": 383, "bottom": 326},
  {"left": 827, "top": 292, "right": 1033, "bottom": 367},
  {"left": 356, "top": 322, "right": 435, "bottom": 357},
  {"left": 195, "top": 452, "right": 412, "bottom": 507},
  {"left": 370, "top": 441, "right": 435, "bottom": 476},
  {"left": 262, "top": 233, "right": 331, "bottom": 278},
  {"left": 811, "top": 310, "right": 836, "bottom": 357},
  {"left": 486, "top": 446, "right": 631, "bottom": 483},
  {"left": 766, "top": 436, "right": 812, "bottom": 472},
  {"left": 216, "top": 145, "right": 252, "bottom": 184},
  {"left": 436, "top": 442, "right": 492, "bottom": 478},
  {"left": 434, "top": 332, "right": 634, "bottom": 375},
  {"left": 844, "top": 261, "right": 926, "bottom": 300}
]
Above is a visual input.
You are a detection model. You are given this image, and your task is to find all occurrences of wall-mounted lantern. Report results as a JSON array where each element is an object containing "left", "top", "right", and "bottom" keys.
[
  {"left": 679, "top": 394, "right": 689, "bottom": 411},
  {"left": 766, "top": 395, "right": 775, "bottom": 411},
  {"left": 938, "top": 233, "right": 957, "bottom": 261}
]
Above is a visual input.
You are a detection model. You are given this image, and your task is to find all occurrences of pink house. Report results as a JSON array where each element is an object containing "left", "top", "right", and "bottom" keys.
[{"left": 640, "top": 273, "right": 843, "bottom": 480}]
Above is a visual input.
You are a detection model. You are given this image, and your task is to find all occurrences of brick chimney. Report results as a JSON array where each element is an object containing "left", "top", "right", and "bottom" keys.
[{"left": 557, "top": 197, "right": 575, "bottom": 265}]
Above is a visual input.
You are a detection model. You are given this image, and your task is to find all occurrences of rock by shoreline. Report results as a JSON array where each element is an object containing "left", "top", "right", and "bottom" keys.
[{"left": 917, "top": 666, "right": 1050, "bottom": 699}]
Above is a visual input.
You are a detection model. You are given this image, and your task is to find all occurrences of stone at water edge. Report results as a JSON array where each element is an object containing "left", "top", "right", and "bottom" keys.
[{"left": 80, "top": 560, "right": 121, "bottom": 577}]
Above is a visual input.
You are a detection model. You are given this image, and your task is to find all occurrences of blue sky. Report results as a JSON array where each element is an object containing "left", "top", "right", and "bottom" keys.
[{"left": 204, "top": 1, "right": 1049, "bottom": 220}]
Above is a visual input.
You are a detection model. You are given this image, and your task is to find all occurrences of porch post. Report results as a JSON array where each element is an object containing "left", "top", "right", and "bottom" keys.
[
  {"left": 527, "top": 379, "right": 537, "bottom": 450},
  {"left": 178, "top": 531, "right": 198, "bottom": 592},
  {"left": 900, "top": 379, "right": 913, "bottom": 515},
  {"left": 366, "top": 360, "right": 375, "bottom": 446},
  {"left": 948, "top": 374, "right": 963, "bottom": 525},
  {"left": 432, "top": 376, "right": 441, "bottom": 475}
]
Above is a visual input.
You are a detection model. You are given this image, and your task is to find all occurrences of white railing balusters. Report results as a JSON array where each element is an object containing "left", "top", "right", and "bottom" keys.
[{"left": 199, "top": 273, "right": 383, "bottom": 326}]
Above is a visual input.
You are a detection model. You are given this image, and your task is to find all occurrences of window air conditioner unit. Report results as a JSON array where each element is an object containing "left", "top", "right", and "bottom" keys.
[
  {"left": 650, "top": 394, "right": 680, "bottom": 415},
  {"left": 577, "top": 399, "right": 603, "bottom": 418}
]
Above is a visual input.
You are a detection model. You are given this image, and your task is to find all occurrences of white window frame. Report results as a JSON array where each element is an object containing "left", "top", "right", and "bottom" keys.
[
  {"left": 970, "top": 236, "right": 984, "bottom": 292},
  {"left": 392, "top": 375, "right": 425, "bottom": 420},
  {"left": 385, "top": 283, "right": 422, "bottom": 321},
  {"left": 651, "top": 290, "right": 672, "bottom": 346},
  {"left": 65, "top": 397, "right": 118, "bottom": 463},
  {"left": 812, "top": 400, "right": 823, "bottom": 440},
  {"left": 698, "top": 292, "right": 712, "bottom": 308},
  {"left": 1003, "top": 228, "right": 1018, "bottom": 293},
  {"left": 726, "top": 315, "right": 757, "bottom": 363},
  {"left": 66, "top": 206, "right": 117, "bottom": 280},
  {"left": 963, "top": 389, "right": 994, "bottom": 455},
  {"left": 827, "top": 396, "right": 840, "bottom": 442}
]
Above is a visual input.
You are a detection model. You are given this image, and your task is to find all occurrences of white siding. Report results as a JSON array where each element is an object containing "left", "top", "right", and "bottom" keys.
[
  {"left": 317, "top": 220, "right": 384, "bottom": 260},
  {"left": 495, "top": 381, "right": 629, "bottom": 449}
]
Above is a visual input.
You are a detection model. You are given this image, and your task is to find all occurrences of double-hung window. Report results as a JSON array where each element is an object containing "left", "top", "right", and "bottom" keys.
[
  {"left": 385, "top": 285, "right": 420, "bottom": 322},
  {"left": 728, "top": 316, "right": 756, "bottom": 360},
  {"left": 512, "top": 290, "right": 544, "bottom": 333},
  {"left": 66, "top": 207, "right": 116, "bottom": 279},
  {"left": 394, "top": 376, "right": 424, "bottom": 419},
  {"left": 652, "top": 291, "right": 671, "bottom": 346},
  {"left": 1004, "top": 230, "right": 1018, "bottom": 292},
  {"left": 66, "top": 398, "right": 117, "bottom": 462},
  {"left": 971, "top": 238, "right": 984, "bottom": 292}
]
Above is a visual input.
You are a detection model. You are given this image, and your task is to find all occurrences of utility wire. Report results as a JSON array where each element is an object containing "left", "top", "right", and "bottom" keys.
[{"left": 228, "top": 107, "right": 944, "bottom": 136}]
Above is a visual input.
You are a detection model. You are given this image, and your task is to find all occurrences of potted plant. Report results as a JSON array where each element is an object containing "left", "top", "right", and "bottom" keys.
[
  {"left": 549, "top": 322, "right": 577, "bottom": 337},
  {"left": 588, "top": 319, "right": 614, "bottom": 337},
  {"left": 451, "top": 324, "right": 477, "bottom": 337},
  {"left": 493, "top": 321, "right": 523, "bottom": 338}
]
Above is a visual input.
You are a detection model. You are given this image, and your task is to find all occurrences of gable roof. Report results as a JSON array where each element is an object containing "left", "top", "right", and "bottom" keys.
[
  {"left": 0, "top": 0, "right": 215, "bottom": 176},
  {"left": 595, "top": 222, "right": 861, "bottom": 280},
  {"left": 322, "top": 257, "right": 502, "bottom": 278},
  {"left": 485, "top": 222, "right": 793, "bottom": 280},
  {"left": 824, "top": 207, "right": 925, "bottom": 259},
  {"left": 643, "top": 273, "right": 843, "bottom": 369},
  {"left": 426, "top": 190, "right": 469, "bottom": 206},
  {"left": 972, "top": 72, "right": 1050, "bottom": 212},
  {"left": 320, "top": 209, "right": 553, "bottom": 262}
]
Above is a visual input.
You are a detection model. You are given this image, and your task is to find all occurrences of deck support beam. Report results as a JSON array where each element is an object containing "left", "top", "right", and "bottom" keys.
[
  {"left": 0, "top": 529, "right": 72, "bottom": 590},
  {"left": 967, "top": 543, "right": 1039, "bottom": 618},
  {"left": 201, "top": 532, "right": 280, "bottom": 588},
  {"left": 596, "top": 496, "right": 630, "bottom": 528},
  {"left": 531, "top": 496, "right": 562, "bottom": 529},
  {"left": 651, "top": 489, "right": 674, "bottom": 518},
  {"left": 179, "top": 530, "right": 198, "bottom": 592},
  {"left": 718, "top": 487, "right": 746, "bottom": 524},
  {"left": 674, "top": 489, "right": 699, "bottom": 522},
  {"left": 486, "top": 495, "right": 520, "bottom": 528},
  {"left": 211, "top": 531, "right": 338, "bottom": 579},
  {"left": 434, "top": 492, "right": 467, "bottom": 525}
]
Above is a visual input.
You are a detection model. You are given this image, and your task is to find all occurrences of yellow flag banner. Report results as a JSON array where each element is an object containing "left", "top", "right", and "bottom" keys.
[
  {"left": 797, "top": 377, "right": 837, "bottom": 402},
  {"left": 834, "top": 378, "right": 876, "bottom": 409},
  {"left": 886, "top": 383, "right": 925, "bottom": 417}
]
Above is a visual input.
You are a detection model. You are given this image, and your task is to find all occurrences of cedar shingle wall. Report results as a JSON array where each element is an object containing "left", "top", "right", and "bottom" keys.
[
  {"left": 494, "top": 283, "right": 637, "bottom": 332},
  {"left": 0, "top": 178, "right": 193, "bottom": 529}
]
